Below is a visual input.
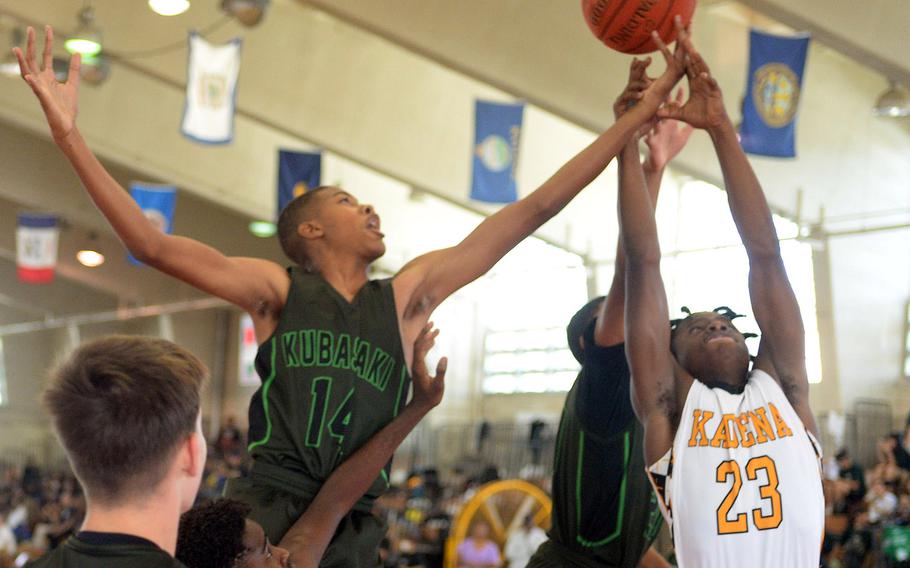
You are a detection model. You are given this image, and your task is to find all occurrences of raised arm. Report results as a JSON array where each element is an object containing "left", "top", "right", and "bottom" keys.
[
  {"left": 279, "top": 323, "right": 447, "bottom": 567},
  {"left": 15, "top": 27, "right": 287, "bottom": 326},
  {"left": 619, "top": 28, "right": 698, "bottom": 465},
  {"left": 394, "top": 19, "right": 688, "bottom": 331},
  {"left": 596, "top": 77, "right": 692, "bottom": 347},
  {"left": 658, "top": 45, "right": 816, "bottom": 435}
]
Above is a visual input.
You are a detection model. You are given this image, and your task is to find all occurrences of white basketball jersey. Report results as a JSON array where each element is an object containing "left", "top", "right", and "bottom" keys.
[{"left": 647, "top": 370, "right": 824, "bottom": 568}]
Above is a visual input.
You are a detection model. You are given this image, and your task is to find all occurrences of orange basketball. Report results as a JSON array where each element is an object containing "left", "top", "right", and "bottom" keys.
[{"left": 582, "top": 0, "right": 697, "bottom": 54}]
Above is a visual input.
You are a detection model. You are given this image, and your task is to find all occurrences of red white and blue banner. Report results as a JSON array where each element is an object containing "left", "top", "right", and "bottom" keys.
[
  {"left": 740, "top": 29, "right": 810, "bottom": 158},
  {"left": 129, "top": 183, "right": 177, "bottom": 265},
  {"left": 181, "top": 32, "right": 242, "bottom": 145},
  {"left": 16, "top": 213, "right": 59, "bottom": 284},
  {"left": 470, "top": 100, "right": 524, "bottom": 204}
]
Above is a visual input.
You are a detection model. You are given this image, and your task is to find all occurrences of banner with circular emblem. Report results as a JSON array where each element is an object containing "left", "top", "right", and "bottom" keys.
[{"left": 740, "top": 29, "right": 810, "bottom": 158}]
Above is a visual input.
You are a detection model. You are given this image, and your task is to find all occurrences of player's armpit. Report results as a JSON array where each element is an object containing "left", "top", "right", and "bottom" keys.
[{"left": 146, "top": 235, "right": 289, "bottom": 321}]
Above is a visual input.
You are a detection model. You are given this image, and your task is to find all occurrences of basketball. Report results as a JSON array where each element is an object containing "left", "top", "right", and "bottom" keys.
[{"left": 582, "top": 0, "right": 697, "bottom": 54}]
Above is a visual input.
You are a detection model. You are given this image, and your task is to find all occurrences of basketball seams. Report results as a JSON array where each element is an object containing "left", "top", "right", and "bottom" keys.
[
  {"left": 626, "top": 0, "right": 674, "bottom": 54},
  {"left": 584, "top": 0, "right": 695, "bottom": 55},
  {"left": 600, "top": 0, "right": 631, "bottom": 40}
]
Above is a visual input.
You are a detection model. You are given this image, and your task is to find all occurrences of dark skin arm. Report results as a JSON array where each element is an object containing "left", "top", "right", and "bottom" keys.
[
  {"left": 620, "top": 24, "right": 698, "bottom": 465},
  {"left": 15, "top": 27, "right": 289, "bottom": 341},
  {"left": 658, "top": 44, "right": 818, "bottom": 437},
  {"left": 595, "top": 68, "right": 692, "bottom": 348},
  {"left": 393, "top": 21, "right": 689, "bottom": 348},
  {"left": 279, "top": 324, "right": 447, "bottom": 567}
]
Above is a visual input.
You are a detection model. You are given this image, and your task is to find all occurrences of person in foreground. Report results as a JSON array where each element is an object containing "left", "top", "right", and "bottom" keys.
[
  {"left": 27, "top": 336, "right": 208, "bottom": 567},
  {"left": 176, "top": 324, "right": 447, "bottom": 568},
  {"left": 619, "top": 28, "right": 825, "bottom": 568},
  {"left": 528, "top": 54, "right": 692, "bottom": 568},
  {"left": 15, "top": 21, "right": 685, "bottom": 567}
]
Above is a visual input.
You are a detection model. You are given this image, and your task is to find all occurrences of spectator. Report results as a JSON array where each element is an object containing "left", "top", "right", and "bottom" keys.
[
  {"left": 835, "top": 450, "right": 866, "bottom": 513},
  {"left": 505, "top": 514, "right": 546, "bottom": 568},
  {"left": 456, "top": 522, "right": 501, "bottom": 568},
  {"left": 0, "top": 508, "right": 16, "bottom": 557}
]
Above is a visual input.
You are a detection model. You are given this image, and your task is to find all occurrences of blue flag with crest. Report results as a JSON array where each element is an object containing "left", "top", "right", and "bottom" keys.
[
  {"left": 278, "top": 150, "right": 322, "bottom": 217},
  {"left": 740, "top": 29, "right": 810, "bottom": 158},
  {"left": 470, "top": 100, "right": 524, "bottom": 203},
  {"left": 129, "top": 183, "right": 177, "bottom": 265}
]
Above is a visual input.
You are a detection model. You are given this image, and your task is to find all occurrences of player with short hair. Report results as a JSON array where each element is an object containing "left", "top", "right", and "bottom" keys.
[
  {"left": 15, "top": 24, "right": 685, "bottom": 566},
  {"left": 528, "top": 56, "right": 691, "bottom": 568},
  {"left": 619, "top": 29, "right": 825, "bottom": 568},
  {"left": 29, "top": 336, "right": 208, "bottom": 567}
]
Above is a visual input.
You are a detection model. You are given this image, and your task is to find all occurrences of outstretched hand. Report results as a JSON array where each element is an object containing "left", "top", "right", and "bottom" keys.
[
  {"left": 645, "top": 89, "right": 694, "bottom": 170},
  {"left": 13, "top": 26, "right": 81, "bottom": 143},
  {"left": 656, "top": 40, "right": 729, "bottom": 130},
  {"left": 644, "top": 16, "right": 690, "bottom": 102},
  {"left": 410, "top": 323, "right": 447, "bottom": 411},
  {"left": 613, "top": 57, "right": 653, "bottom": 120}
]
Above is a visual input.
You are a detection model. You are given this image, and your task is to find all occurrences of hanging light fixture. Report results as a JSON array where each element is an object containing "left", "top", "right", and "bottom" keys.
[
  {"left": 149, "top": 0, "right": 191, "bottom": 17},
  {"left": 76, "top": 232, "right": 105, "bottom": 267},
  {"left": 65, "top": 5, "right": 103, "bottom": 57},
  {"left": 221, "top": 0, "right": 270, "bottom": 27},
  {"left": 248, "top": 220, "right": 276, "bottom": 238},
  {"left": 873, "top": 81, "right": 910, "bottom": 118},
  {"left": 79, "top": 53, "right": 110, "bottom": 85}
]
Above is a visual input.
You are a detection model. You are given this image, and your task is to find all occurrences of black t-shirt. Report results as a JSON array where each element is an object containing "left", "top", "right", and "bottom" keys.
[
  {"left": 27, "top": 532, "right": 186, "bottom": 567},
  {"left": 544, "top": 320, "right": 662, "bottom": 567}
]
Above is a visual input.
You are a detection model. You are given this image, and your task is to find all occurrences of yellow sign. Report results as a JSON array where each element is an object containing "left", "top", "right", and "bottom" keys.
[{"left": 752, "top": 63, "right": 800, "bottom": 128}]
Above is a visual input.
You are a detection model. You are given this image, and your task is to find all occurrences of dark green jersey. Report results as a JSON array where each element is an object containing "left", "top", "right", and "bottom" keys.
[
  {"left": 27, "top": 532, "right": 185, "bottom": 568},
  {"left": 246, "top": 269, "right": 410, "bottom": 506},
  {"left": 533, "top": 324, "right": 662, "bottom": 568}
]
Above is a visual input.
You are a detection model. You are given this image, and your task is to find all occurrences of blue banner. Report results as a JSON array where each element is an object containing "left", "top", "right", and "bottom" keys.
[
  {"left": 278, "top": 150, "right": 322, "bottom": 216},
  {"left": 129, "top": 183, "right": 177, "bottom": 265},
  {"left": 740, "top": 29, "right": 810, "bottom": 158},
  {"left": 470, "top": 100, "right": 524, "bottom": 203}
]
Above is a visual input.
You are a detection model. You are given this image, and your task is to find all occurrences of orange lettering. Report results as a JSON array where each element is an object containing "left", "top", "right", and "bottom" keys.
[
  {"left": 768, "top": 403, "right": 793, "bottom": 438},
  {"left": 750, "top": 408, "right": 777, "bottom": 444},
  {"left": 710, "top": 414, "right": 739, "bottom": 448},
  {"left": 688, "top": 410, "right": 715, "bottom": 447},
  {"left": 737, "top": 413, "right": 756, "bottom": 447}
]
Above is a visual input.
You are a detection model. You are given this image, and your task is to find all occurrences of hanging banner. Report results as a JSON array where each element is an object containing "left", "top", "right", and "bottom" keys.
[
  {"left": 16, "top": 213, "right": 59, "bottom": 284},
  {"left": 239, "top": 313, "right": 260, "bottom": 387},
  {"left": 181, "top": 32, "right": 242, "bottom": 144},
  {"left": 740, "top": 29, "right": 810, "bottom": 158},
  {"left": 470, "top": 100, "right": 524, "bottom": 204},
  {"left": 277, "top": 150, "right": 322, "bottom": 216},
  {"left": 129, "top": 183, "right": 177, "bottom": 265}
]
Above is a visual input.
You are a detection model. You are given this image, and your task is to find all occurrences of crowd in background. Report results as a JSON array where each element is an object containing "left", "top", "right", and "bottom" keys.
[
  {"left": 823, "top": 423, "right": 910, "bottom": 567},
  {"left": 6, "top": 418, "right": 910, "bottom": 567}
]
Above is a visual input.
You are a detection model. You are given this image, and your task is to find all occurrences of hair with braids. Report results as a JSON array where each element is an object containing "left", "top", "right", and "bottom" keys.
[{"left": 670, "top": 306, "right": 759, "bottom": 359}]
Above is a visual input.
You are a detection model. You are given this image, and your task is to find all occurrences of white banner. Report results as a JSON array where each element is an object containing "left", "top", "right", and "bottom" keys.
[{"left": 181, "top": 32, "right": 242, "bottom": 144}]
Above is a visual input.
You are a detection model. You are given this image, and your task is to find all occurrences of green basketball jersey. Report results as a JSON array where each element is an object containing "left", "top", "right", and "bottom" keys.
[
  {"left": 27, "top": 533, "right": 186, "bottom": 568},
  {"left": 246, "top": 269, "right": 410, "bottom": 506},
  {"left": 534, "top": 337, "right": 662, "bottom": 568}
]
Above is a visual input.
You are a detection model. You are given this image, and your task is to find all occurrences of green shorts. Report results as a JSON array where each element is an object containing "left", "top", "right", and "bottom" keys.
[{"left": 224, "top": 476, "right": 387, "bottom": 568}]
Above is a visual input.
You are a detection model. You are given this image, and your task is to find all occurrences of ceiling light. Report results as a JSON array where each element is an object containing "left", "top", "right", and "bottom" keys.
[
  {"left": 80, "top": 53, "right": 110, "bottom": 85},
  {"left": 874, "top": 81, "right": 910, "bottom": 118},
  {"left": 149, "top": 0, "right": 191, "bottom": 16},
  {"left": 64, "top": 6, "right": 103, "bottom": 57},
  {"left": 77, "top": 232, "right": 105, "bottom": 267},
  {"left": 76, "top": 249, "right": 105, "bottom": 267},
  {"left": 248, "top": 221, "right": 276, "bottom": 238},
  {"left": 221, "top": 0, "right": 270, "bottom": 27}
]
